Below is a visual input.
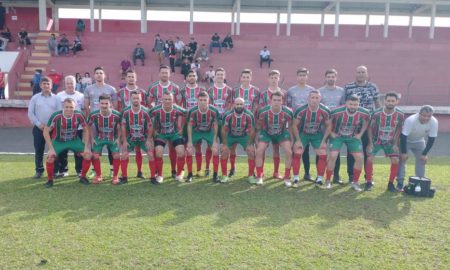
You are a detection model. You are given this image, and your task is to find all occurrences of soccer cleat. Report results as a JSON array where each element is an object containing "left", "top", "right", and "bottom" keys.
[
  {"left": 248, "top": 176, "right": 257, "bottom": 184},
  {"left": 365, "top": 182, "right": 373, "bottom": 191},
  {"left": 32, "top": 172, "right": 43, "bottom": 179},
  {"left": 171, "top": 170, "right": 177, "bottom": 179},
  {"left": 79, "top": 177, "right": 90, "bottom": 185},
  {"left": 255, "top": 177, "right": 264, "bottom": 185},
  {"left": 186, "top": 173, "right": 193, "bottom": 183},
  {"left": 119, "top": 177, "right": 128, "bottom": 185},
  {"left": 284, "top": 179, "right": 292, "bottom": 187},
  {"left": 333, "top": 176, "right": 344, "bottom": 185},
  {"left": 303, "top": 174, "right": 314, "bottom": 182},
  {"left": 156, "top": 176, "right": 164, "bottom": 184},
  {"left": 87, "top": 170, "right": 96, "bottom": 179},
  {"left": 325, "top": 180, "right": 332, "bottom": 189},
  {"left": 150, "top": 177, "right": 159, "bottom": 185},
  {"left": 293, "top": 179, "right": 299, "bottom": 188},
  {"left": 92, "top": 176, "right": 103, "bottom": 184},
  {"left": 351, "top": 182, "right": 362, "bottom": 192},
  {"left": 220, "top": 176, "right": 230, "bottom": 183},
  {"left": 205, "top": 169, "right": 210, "bottom": 177},
  {"left": 348, "top": 175, "right": 354, "bottom": 184},
  {"left": 387, "top": 182, "right": 397, "bottom": 192},
  {"left": 396, "top": 181, "right": 404, "bottom": 192},
  {"left": 176, "top": 174, "right": 185, "bottom": 182},
  {"left": 272, "top": 172, "right": 283, "bottom": 180},
  {"left": 136, "top": 171, "right": 145, "bottom": 179},
  {"left": 111, "top": 176, "right": 120, "bottom": 185},
  {"left": 109, "top": 169, "right": 113, "bottom": 178},
  {"left": 228, "top": 169, "right": 235, "bottom": 177},
  {"left": 44, "top": 181, "right": 54, "bottom": 188},
  {"left": 315, "top": 178, "right": 323, "bottom": 186},
  {"left": 212, "top": 172, "right": 219, "bottom": 183}
]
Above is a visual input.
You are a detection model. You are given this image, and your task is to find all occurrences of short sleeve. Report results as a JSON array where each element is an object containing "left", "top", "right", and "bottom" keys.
[{"left": 429, "top": 117, "right": 438, "bottom": 137}]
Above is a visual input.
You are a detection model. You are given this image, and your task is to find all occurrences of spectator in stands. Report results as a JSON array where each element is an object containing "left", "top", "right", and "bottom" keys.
[
  {"left": 0, "top": 67, "right": 5, "bottom": 99},
  {"left": 181, "top": 45, "right": 193, "bottom": 62},
  {"left": 196, "top": 44, "right": 209, "bottom": 64},
  {"left": 0, "top": 2, "right": 5, "bottom": 30},
  {"left": 120, "top": 57, "right": 132, "bottom": 78},
  {"left": 209, "top": 32, "right": 222, "bottom": 53},
  {"left": 181, "top": 58, "right": 191, "bottom": 80},
  {"left": 174, "top": 36, "right": 185, "bottom": 53},
  {"left": 188, "top": 36, "right": 198, "bottom": 54},
  {"left": 0, "top": 35, "right": 6, "bottom": 51},
  {"left": 203, "top": 65, "right": 215, "bottom": 85},
  {"left": 164, "top": 38, "right": 171, "bottom": 59},
  {"left": 17, "top": 27, "right": 31, "bottom": 50},
  {"left": 259, "top": 46, "right": 273, "bottom": 68},
  {"left": 75, "top": 73, "right": 82, "bottom": 91},
  {"left": 190, "top": 59, "right": 201, "bottom": 80},
  {"left": 153, "top": 34, "right": 165, "bottom": 65},
  {"left": 58, "top": 34, "right": 70, "bottom": 56},
  {"left": 47, "top": 69, "right": 63, "bottom": 94},
  {"left": 1, "top": 27, "right": 11, "bottom": 42},
  {"left": 168, "top": 40, "right": 177, "bottom": 72},
  {"left": 222, "top": 33, "right": 233, "bottom": 50},
  {"left": 71, "top": 36, "right": 82, "bottom": 55},
  {"left": 132, "top": 43, "right": 145, "bottom": 66},
  {"left": 31, "top": 69, "right": 42, "bottom": 95},
  {"left": 47, "top": 33, "right": 58, "bottom": 56},
  {"left": 75, "top": 19, "right": 85, "bottom": 36},
  {"left": 81, "top": 72, "right": 92, "bottom": 92}
]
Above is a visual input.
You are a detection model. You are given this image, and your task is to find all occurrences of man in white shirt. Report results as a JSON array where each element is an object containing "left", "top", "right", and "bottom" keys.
[
  {"left": 397, "top": 105, "right": 438, "bottom": 190},
  {"left": 259, "top": 46, "right": 273, "bottom": 68}
]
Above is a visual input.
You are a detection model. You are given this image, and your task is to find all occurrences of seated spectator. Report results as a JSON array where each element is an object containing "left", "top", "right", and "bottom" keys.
[
  {"left": 203, "top": 65, "right": 215, "bottom": 85},
  {"left": 47, "top": 33, "right": 58, "bottom": 56},
  {"left": 47, "top": 69, "right": 63, "bottom": 94},
  {"left": 71, "top": 36, "right": 82, "bottom": 55},
  {"left": 188, "top": 36, "right": 198, "bottom": 54},
  {"left": 0, "top": 35, "right": 6, "bottom": 51},
  {"left": 132, "top": 43, "right": 145, "bottom": 66},
  {"left": 75, "top": 19, "right": 85, "bottom": 36},
  {"left": 31, "top": 69, "right": 42, "bottom": 95},
  {"left": 222, "top": 33, "right": 233, "bottom": 49},
  {"left": 174, "top": 36, "right": 185, "bottom": 53},
  {"left": 81, "top": 72, "right": 92, "bottom": 92},
  {"left": 209, "top": 32, "right": 222, "bottom": 53},
  {"left": 1, "top": 27, "right": 11, "bottom": 42},
  {"left": 153, "top": 34, "right": 165, "bottom": 65},
  {"left": 75, "top": 73, "right": 82, "bottom": 92},
  {"left": 120, "top": 58, "right": 132, "bottom": 78},
  {"left": 58, "top": 34, "right": 70, "bottom": 56},
  {"left": 167, "top": 40, "right": 177, "bottom": 72},
  {"left": 190, "top": 60, "right": 201, "bottom": 80},
  {"left": 0, "top": 68, "right": 5, "bottom": 99},
  {"left": 180, "top": 58, "right": 191, "bottom": 79},
  {"left": 196, "top": 44, "right": 209, "bottom": 63},
  {"left": 181, "top": 45, "right": 193, "bottom": 62},
  {"left": 259, "top": 46, "right": 273, "bottom": 68},
  {"left": 17, "top": 27, "right": 31, "bottom": 50}
]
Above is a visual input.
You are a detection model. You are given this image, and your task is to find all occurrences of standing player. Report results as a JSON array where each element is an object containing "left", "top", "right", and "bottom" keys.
[
  {"left": 206, "top": 67, "right": 233, "bottom": 176},
  {"left": 221, "top": 98, "right": 256, "bottom": 183},
  {"left": 292, "top": 90, "right": 330, "bottom": 188},
  {"left": 325, "top": 95, "right": 370, "bottom": 191},
  {"left": 117, "top": 69, "right": 147, "bottom": 179},
  {"left": 365, "top": 92, "right": 404, "bottom": 191},
  {"left": 121, "top": 91, "right": 155, "bottom": 184},
  {"left": 255, "top": 91, "right": 293, "bottom": 186},
  {"left": 229, "top": 68, "right": 259, "bottom": 177},
  {"left": 186, "top": 91, "right": 220, "bottom": 182},
  {"left": 85, "top": 94, "right": 122, "bottom": 185},
  {"left": 150, "top": 92, "right": 187, "bottom": 183},
  {"left": 43, "top": 98, "right": 91, "bottom": 188}
]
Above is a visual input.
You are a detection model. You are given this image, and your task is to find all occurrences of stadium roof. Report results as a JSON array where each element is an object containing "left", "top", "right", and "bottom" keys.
[{"left": 3, "top": 0, "right": 450, "bottom": 16}]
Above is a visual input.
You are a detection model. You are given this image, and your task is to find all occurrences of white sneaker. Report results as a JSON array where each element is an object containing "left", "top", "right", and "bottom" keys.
[
  {"left": 325, "top": 180, "right": 331, "bottom": 189},
  {"left": 284, "top": 179, "right": 292, "bottom": 187},
  {"left": 176, "top": 175, "right": 185, "bottom": 182},
  {"left": 156, "top": 176, "right": 164, "bottom": 183},
  {"left": 293, "top": 179, "right": 299, "bottom": 188},
  {"left": 256, "top": 177, "right": 263, "bottom": 185},
  {"left": 351, "top": 182, "right": 362, "bottom": 192}
]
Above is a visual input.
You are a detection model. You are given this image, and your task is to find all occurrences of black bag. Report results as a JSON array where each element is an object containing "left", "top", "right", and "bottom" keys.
[{"left": 404, "top": 176, "right": 435, "bottom": 198}]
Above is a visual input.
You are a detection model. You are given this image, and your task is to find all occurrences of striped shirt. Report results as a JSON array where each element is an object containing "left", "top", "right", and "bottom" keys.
[
  {"left": 294, "top": 103, "right": 331, "bottom": 135},
  {"left": 150, "top": 104, "right": 186, "bottom": 135},
  {"left": 207, "top": 84, "right": 233, "bottom": 118},
  {"left": 232, "top": 85, "right": 260, "bottom": 113},
  {"left": 370, "top": 107, "right": 405, "bottom": 145},
  {"left": 121, "top": 106, "right": 151, "bottom": 141},
  {"left": 330, "top": 106, "right": 370, "bottom": 138},
  {"left": 147, "top": 81, "right": 180, "bottom": 107},
  {"left": 88, "top": 109, "right": 122, "bottom": 141},
  {"left": 188, "top": 105, "right": 220, "bottom": 133},
  {"left": 257, "top": 105, "right": 293, "bottom": 136},
  {"left": 117, "top": 86, "right": 147, "bottom": 111},
  {"left": 258, "top": 88, "right": 287, "bottom": 108},
  {"left": 179, "top": 85, "right": 205, "bottom": 111},
  {"left": 222, "top": 109, "right": 255, "bottom": 137},
  {"left": 47, "top": 110, "right": 87, "bottom": 142}
]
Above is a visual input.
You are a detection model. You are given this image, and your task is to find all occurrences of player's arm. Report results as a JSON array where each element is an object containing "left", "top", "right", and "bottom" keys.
[
  {"left": 121, "top": 122, "right": 129, "bottom": 150},
  {"left": 356, "top": 114, "right": 369, "bottom": 140},
  {"left": 83, "top": 96, "right": 90, "bottom": 117},
  {"left": 187, "top": 117, "right": 194, "bottom": 152},
  {"left": 321, "top": 119, "right": 332, "bottom": 148},
  {"left": 291, "top": 117, "right": 302, "bottom": 149},
  {"left": 82, "top": 124, "right": 91, "bottom": 154},
  {"left": 366, "top": 119, "right": 374, "bottom": 152},
  {"left": 248, "top": 115, "right": 256, "bottom": 146},
  {"left": 43, "top": 125, "right": 55, "bottom": 157},
  {"left": 212, "top": 118, "right": 218, "bottom": 144},
  {"left": 146, "top": 121, "right": 154, "bottom": 151}
]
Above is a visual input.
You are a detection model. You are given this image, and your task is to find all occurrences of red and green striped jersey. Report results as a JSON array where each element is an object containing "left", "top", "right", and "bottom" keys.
[
  {"left": 179, "top": 84, "right": 205, "bottom": 111},
  {"left": 232, "top": 85, "right": 260, "bottom": 112},
  {"left": 207, "top": 84, "right": 232, "bottom": 117},
  {"left": 121, "top": 105, "right": 151, "bottom": 142},
  {"left": 149, "top": 104, "right": 186, "bottom": 135},
  {"left": 47, "top": 110, "right": 87, "bottom": 142},
  {"left": 370, "top": 107, "right": 405, "bottom": 145},
  {"left": 188, "top": 105, "right": 220, "bottom": 132},
  {"left": 330, "top": 106, "right": 370, "bottom": 137},
  {"left": 294, "top": 103, "right": 331, "bottom": 135},
  {"left": 88, "top": 109, "right": 121, "bottom": 141},
  {"left": 258, "top": 88, "right": 287, "bottom": 107},
  {"left": 257, "top": 105, "right": 293, "bottom": 136},
  {"left": 117, "top": 86, "right": 147, "bottom": 111},
  {"left": 222, "top": 109, "right": 255, "bottom": 137},
  {"left": 147, "top": 81, "right": 180, "bottom": 107}
]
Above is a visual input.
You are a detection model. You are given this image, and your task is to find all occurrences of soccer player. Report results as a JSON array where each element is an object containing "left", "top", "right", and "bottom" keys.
[
  {"left": 229, "top": 69, "right": 259, "bottom": 177},
  {"left": 255, "top": 90, "right": 293, "bottom": 186},
  {"left": 221, "top": 98, "right": 256, "bottom": 183},
  {"left": 117, "top": 69, "right": 147, "bottom": 179},
  {"left": 206, "top": 67, "right": 232, "bottom": 176},
  {"left": 258, "top": 70, "right": 287, "bottom": 179},
  {"left": 186, "top": 91, "right": 220, "bottom": 182},
  {"left": 43, "top": 98, "right": 91, "bottom": 188},
  {"left": 121, "top": 91, "right": 155, "bottom": 184},
  {"left": 365, "top": 92, "right": 405, "bottom": 191},
  {"left": 150, "top": 92, "right": 187, "bottom": 183},
  {"left": 292, "top": 90, "right": 331, "bottom": 188},
  {"left": 325, "top": 94, "right": 370, "bottom": 191},
  {"left": 85, "top": 94, "right": 122, "bottom": 185}
]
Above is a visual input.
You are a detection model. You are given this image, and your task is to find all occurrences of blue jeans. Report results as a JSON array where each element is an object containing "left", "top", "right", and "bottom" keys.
[
  {"left": 209, "top": 41, "right": 222, "bottom": 53},
  {"left": 32, "top": 126, "right": 46, "bottom": 174}
]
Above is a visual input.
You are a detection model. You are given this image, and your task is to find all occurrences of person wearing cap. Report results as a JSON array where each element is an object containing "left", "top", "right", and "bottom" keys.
[{"left": 259, "top": 46, "right": 273, "bottom": 68}]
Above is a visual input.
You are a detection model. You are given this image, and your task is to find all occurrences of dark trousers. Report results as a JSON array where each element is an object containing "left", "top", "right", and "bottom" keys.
[
  {"left": 347, "top": 131, "right": 369, "bottom": 180},
  {"left": 0, "top": 87, "right": 5, "bottom": 99},
  {"left": 169, "top": 58, "right": 175, "bottom": 72},
  {"left": 303, "top": 144, "right": 310, "bottom": 175},
  {"left": 133, "top": 55, "right": 145, "bottom": 66},
  {"left": 260, "top": 56, "right": 272, "bottom": 67},
  {"left": 56, "top": 130, "right": 83, "bottom": 174},
  {"left": 32, "top": 126, "right": 45, "bottom": 173}
]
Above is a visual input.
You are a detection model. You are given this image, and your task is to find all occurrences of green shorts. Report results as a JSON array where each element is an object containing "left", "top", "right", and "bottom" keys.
[
  {"left": 52, "top": 138, "right": 85, "bottom": 155},
  {"left": 192, "top": 131, "right": 214, "bottom": 147},
  {"left": 155, "top": 133, "right": 184, "bottom": 147},
  {"left": 369, "top": 144, "right": 399, "bottom": 157},
  {"left": 329, "top": 137, "right": 362, "bottom": 153},
  {"left": 258, "top": 130, "right": 291, "bottom": 145},
  {"left": 226, "top": 135, "right": 249, "bottom": 148},
  {"left": 297, "top": 133, "right": 323, "bottom": 149},
  {"left": 92, "top": 139, "right": 120, "bottom": 153},
  {"left": 127, "top": 139, "right": 148, "bottom": 152}
]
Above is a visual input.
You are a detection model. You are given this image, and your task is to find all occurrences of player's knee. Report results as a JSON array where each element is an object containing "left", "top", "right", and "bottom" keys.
[
  {"left": 391, "top": 157, "right": 399, "bottom": 164},
  {"left": 121, "top": 152, "right": 129, "bottom": 160},
  {"left": 93, "top": 153, "right": 100, "bottom": 160},
  {"left": 112, "top": 153, "right": 120, "bottom": 160},
  {"left": 47, "top": 156, "right": 55, "bottom": 163},
  {"left": 155, "top": 147, "right": 164, "bottom": 158},
  {"left": 176, "top": 148, "right": 185, "bottom": 157}
]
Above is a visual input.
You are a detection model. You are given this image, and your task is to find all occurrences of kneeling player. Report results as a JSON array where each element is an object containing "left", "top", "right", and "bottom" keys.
[
  {"left": 43, "top": 98, "right": 91, "bottom": 188},
  {"left": 86, "top": 94, "right": 122, "bottom": 185},
  {"left": 365, "top": 92, "right": 404, "bottom": 191},
  {"left": 221, "top": 97, "right": 256, "bottom": 183},
  {"left": 150, "top": 92, "right": 186, "bottom": 183}
]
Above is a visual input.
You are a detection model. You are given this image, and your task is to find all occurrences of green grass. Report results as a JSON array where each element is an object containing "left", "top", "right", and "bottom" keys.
[{"left": 0, "top": 154, "right": 449, "bottom": 269}]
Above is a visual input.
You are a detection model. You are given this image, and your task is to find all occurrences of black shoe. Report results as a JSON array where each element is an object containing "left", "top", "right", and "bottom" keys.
[
  {"left": 171, "top": 170, "right": 177, "bottom": 179},
  {"left": 44, "top": 181, "right": 53, "bottom": 188},
  {"left": 303, "top": 174, "right": 314, "bottom": 182},
  {"left": 364, "top": 182, "right": 373, "bottom": 191},
  {"left": 396, "top": 181, "right": 404, "bottom": 192},
  {"left": 55, "top": 172, "right": 63, "bottom": 179},
  {"left": 119, "top": 177, "right": 128, "bottom": 185},
  {"left": 186, "top": 173, "right": 193, "bottom": 183},
  {"left": 228, "top": 169, "right": 235, "bottom": 177},
  {"left": 212, "top": 172, "right": 219, "bottom": 183},
  {"left": 205, "top": 169, "right": 210, "bottom": 177},
  {"left": 150, "top": 177, "right": 159, "bottom": 185},
  {"left": 332, "top": 176, "right": 344, "bottom": 185},
  {"left": 79, "top": 177, "right": 90, "bottom": 185},
  {"left": 348, "top": 175, "right": 354, "bottom": 184},
  {"left": 387, "top": 182, "right": 397, "bottom": 192},
  {"left": 32, "top": 172, "right": 43, "bottom": 179},
  {"left": 136, "top": 172, "right": 144, "bottom": 179},
  {"left": 315, "top": 179, "right": 323, "bottom": 185}
]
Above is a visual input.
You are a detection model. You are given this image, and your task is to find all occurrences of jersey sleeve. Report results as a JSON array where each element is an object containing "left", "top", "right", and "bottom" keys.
[
  {"left": 429, "top": 117, "right": 439, "bottom": 137},
  {"left": 47, "top": 112, "right": 58, "bottom": 128},
  {"left": 77, "top": 112, "right": 87, "bottom": 128},
  {"left": 110, "top": 87, "right": 118, "bottom": 102}
]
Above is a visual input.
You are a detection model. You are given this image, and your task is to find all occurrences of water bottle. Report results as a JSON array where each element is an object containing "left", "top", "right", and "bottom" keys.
[{"left": 415, "top": 183, "right": 422, "bottom": 193}]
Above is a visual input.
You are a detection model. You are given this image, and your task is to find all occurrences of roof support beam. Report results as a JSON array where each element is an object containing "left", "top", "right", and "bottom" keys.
[
  {"left": 413, "top": 5, "right": 430, "bottom": 14},
  {"left": 141, "top": 0, "right": 147, "bottom": 33},
  {"left": 323, "top": 1, "right": 336, "bottom": 12},
  {"left": 383, "top": 1, "right": 390, "bottom": 38},
  {"left": 189, "top": 0, "right": 194, "bottom": 35},
  {"left": 365, "top": 14, "right": 370, "bottom": 38},
  {"left": 38, "top": 0, "right": 46, "bottom": 31},
  {"left": 320, "top": 12, "right": 325, "bottom": 37},
  {"left": 286, "top": 0, "right": 292, "bottom": 36},
  {"left": 429, "top": 2, "right": 436, "bottom": 39},
  {"left": 276, "top": 12, "right": 281, "bottom": 36},
  {"left": 408, "top": 14, "right": 413, "bottom": 38},
  {"left": 236, "top": 0, "right": 241, "bottom": 35},
  {"left": 90, "top": 0, "right": 95, "bottom": 32},
  {"left": 231, "top": 8, "right": 235, "bottom": 35},
  {"left": 334, "top": 1, "right": 340, "bottom": 37},
  {"left": 52, "top": 4, "right": 59, "bottom": 31},
  {"left": 98, "top": 7, "right": 102, "bottom": 32}
]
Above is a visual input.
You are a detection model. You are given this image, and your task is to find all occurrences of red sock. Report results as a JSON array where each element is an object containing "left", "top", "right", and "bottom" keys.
[
  {"left": 195, "top": 152, "right": 202, "bottom": 172},
  {"left": 248, "top": 159, "right": 255, "bottom": 177},
  {"left": 186, "top": 155, "right": 193, "bottom": 174},
  {"left": 212, "top": 155, "right": 219, "bottom": 173},
  {"left": 177, "top": 156, "right": 185, "bottom": 176},
  {"left": 230, "top": 154, "right": 236, "bottom": 170},
  {"left": 256, "top": 166, "right": 263, "bottom": 178},
  {"left": 169, "top": 146, "right": 177, "bottom": 172},
  {"left": 326, "top": 169, "right": 333, "bottom": 181},
  {"left": 221, "top": 157, "right": 228, "bottom": 176},
  {"left": 149, "top": 159, "right": 156, "bottom": 178},
  {"left": 92, "top": 159, "right": 102, "bottom": 176},
  {"left": 317, "top": 155, "right": 327, "bottom": 177},
  {"left": 273, "top": 156, "right": 280, "bottom": 174},
  {"left": 365, "top": 160, "right": 373, "bottom": 182},
  {"left": 135, "top": 147, "right": 143, "bottom": 173},
  {"left": 46, "top": 161, "right": 55, "bottom": 181},
  {"left": 121, "top": 159, "right": 129, "bottom": 177},
  {"left": 205, "top": 148, "right": 212, "bottom": 170},
  {"left": 353, "top": 168, "right": 362, "bottom": 183},
  {"left": 155, "top": 157, "right": 163, "bottom": 177},
  {"left": 389, "top": 163, "right": 399, "bottom": 182},
  {"left": 112, "top": 158, "right": 120, "bottom": 177},
  {"left": 284, "top": 167, "right": 291, "bottom": 179},
  {"left": 292, "top": 154, "right": 301, "bottom": 176},
  {"left": 81, "top": 159, "right": 91, "bottom": 177}
]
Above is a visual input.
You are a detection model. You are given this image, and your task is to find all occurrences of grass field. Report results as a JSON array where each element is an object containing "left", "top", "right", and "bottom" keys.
[{"left": 0, "top": 154, "right": 449, "bottom": 269}]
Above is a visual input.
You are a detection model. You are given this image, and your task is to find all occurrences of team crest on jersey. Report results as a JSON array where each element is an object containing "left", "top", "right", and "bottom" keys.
[{"left": 61, "top": 129, "right": 75, "bottom": 141}]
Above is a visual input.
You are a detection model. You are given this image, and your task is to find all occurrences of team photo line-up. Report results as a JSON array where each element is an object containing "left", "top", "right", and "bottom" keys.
[{"left": 27, "top": 64, "right": 438, "bottom": 192}]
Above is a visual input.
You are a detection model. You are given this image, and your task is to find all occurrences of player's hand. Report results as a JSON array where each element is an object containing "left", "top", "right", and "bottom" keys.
[
  {"left": 392, "top": 145, "right": 399, "bottom": 153},
  {"left": 211, "top": 142, "right": 218, "bottom": 152},
  {"left": 420, "top": 155, "right": 428, "bottom": 163},
  {"left": 39, "top": 124, "right": 45, "bottom": 131},
  {"left": 47, "top": 149, "right": 56, "bottom": 158},
  {"left": 366, "top": 144, "right": 373, "bottom": 153},
  {"left": 401, "top": 154, "right": 408, "bottom": 162},
  {"left": 354, "top": 133, "right": 362, "bottom": 140},
  {"left": 122, "top": 141, "right": 129, "bottom": 152},
  {"left": 320, "top": 142, "right": 327, "bottom": 150},
  {"left": 186, "top": 142, "right": 193, "bottom": 152},
  {"left": 221, "top": 145, "right": 229, "bottom": 153},
  {"left": 330, "top": 132, "right": 337, "bottom": 139},
  {"left": 294, "top": 141, "right": 303, "bottom": 149}
]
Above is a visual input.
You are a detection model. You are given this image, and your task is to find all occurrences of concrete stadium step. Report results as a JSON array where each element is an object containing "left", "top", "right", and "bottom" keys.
[
  {"left": 15, "top": 91, "right": 33, "bottom": 97},
  {"left": 29, "top": 59, "right": 49, "bottom": 65},
  {"left": 34, "top": 39, "right": 47, "bottom": 44},
  {"left": 31, "top": 52, "right": 51, "bottom": 57},
  {"left": 18, "top": 82, "right": 31, "bottom": 88},
  {"left": 25, "top": 66, "right": 46, "bottom": 72},
  {"left": 20, "top": 74, "right": 34, "bottom": 80},
  {"left": 38, "top": 32, "right": 53, "bottom": 37}
]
